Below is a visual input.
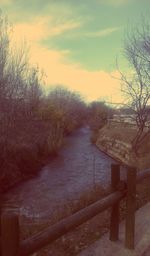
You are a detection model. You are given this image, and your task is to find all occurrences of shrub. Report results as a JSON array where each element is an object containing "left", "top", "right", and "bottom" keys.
[{"left": 47, "top": 122, "right": 64, "bottom": 156}]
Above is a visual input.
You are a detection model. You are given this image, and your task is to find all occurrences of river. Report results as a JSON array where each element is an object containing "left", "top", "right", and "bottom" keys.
[{"left": 2, "top": 127, "right": 118, "bottom": 220}]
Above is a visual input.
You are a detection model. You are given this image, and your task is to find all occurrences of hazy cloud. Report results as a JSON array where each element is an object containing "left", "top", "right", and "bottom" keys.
[
  {"left": 85, "top": 27, "right": 120, "bottom": 37},
  {"left": 13, "top": 16, "right": 81, "bottom": 44},
  {"left": 48, "top": 21, "right": 81, "bottom": 37},
  {"left": 97, "top": 0, "right": 130, "bottom": 6},
  {"left": 29, "top": 45, "right": 122, "bottom": 102},
  {"left": 0, "top": 0, "right": 13, "bottom": 5}
]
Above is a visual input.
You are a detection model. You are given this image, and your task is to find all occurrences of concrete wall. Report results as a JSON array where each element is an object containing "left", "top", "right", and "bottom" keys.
[{"left": 96, "top": 134, "right": 135, "bottom": 166}]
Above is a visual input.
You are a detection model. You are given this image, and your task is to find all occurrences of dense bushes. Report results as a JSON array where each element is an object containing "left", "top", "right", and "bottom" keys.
[
  {"left": 38, "top": 86, "right": 86, "bottom": 155},
  {"left": 47, "top": 87, "right": 86, "bottom": 134},
  {"left": 0, "top": 12, "right": 45, "bottom": 191}
]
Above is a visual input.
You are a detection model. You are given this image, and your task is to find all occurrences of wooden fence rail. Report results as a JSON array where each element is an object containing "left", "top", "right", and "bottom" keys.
[{"left": 0, "top": 164, "right": 150, "bottom": 256}]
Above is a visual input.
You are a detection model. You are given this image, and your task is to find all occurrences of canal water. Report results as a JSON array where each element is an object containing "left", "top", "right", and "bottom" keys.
[{"left": 2, "top": 127, "right": 117, "bottom": 219}]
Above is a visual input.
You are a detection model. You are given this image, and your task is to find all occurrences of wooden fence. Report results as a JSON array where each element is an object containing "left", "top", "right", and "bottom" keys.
[{"left": 0, "top": 164, "right": 150, "bottom": 256}]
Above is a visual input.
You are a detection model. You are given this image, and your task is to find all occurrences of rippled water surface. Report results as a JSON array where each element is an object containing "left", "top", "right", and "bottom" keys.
[{"left": 2, "top": 127, "right": 118, "bottom": 218}]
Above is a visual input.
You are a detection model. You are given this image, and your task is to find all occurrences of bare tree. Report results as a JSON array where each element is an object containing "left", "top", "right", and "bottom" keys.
[
  {"left": 0, "top": 11, "right": 44, "bottom": 148},
  {"left": 119, "top": 19, "right": 150, "bottom": 154},
  {"left": 88, "top": 101, "right": 113, "bottom": 131},
  {"left": 47, "top": 86, "right": 86, "bottom": 134}
]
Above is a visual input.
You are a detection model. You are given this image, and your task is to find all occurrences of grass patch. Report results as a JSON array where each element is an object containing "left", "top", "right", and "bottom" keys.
[{"left": 99, "top": 123, "right": 137, "bottom": 144}]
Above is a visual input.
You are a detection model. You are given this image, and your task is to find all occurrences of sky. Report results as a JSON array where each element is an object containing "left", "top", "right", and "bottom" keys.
[{"left": 1, "top": 0, "right": 150, "bottom": 102}]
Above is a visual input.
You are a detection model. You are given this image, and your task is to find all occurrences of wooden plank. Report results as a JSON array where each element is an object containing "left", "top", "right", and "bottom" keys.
[
  {"left": 110, "top": 164, "right": 120, "bottom": 241},
  {"left": 136, "top": 168, "right": 150, "bottom": 183},
  {"left": 125, "top": 166, "right": 136, "bottom": 249},
  {"left": 0, "top": 204, "right": 1, "bottom": 256},
  {"left": 1, "top": 209, "right": 19, "bottom": 256},
  {"left": 19, "top": 191, "right": 125, "bottom": 256}
]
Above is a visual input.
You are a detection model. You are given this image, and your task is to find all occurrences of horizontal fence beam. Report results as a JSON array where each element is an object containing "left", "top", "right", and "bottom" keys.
[
  {"left": 19, "top": 191, "right": 125, "bottom": 256},
  {"left": 119, "top": 168, "right": 150, "bottom": 185},
  {"left": 136, "top": 168, "right": 150, "bottom": 183}
]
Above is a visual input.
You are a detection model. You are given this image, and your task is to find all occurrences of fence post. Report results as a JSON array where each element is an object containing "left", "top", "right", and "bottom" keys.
[
  {"left": 110, "top": 163, "right": 120, "bottom": 241},
  {"left": 1, "top": 208, "right": 20, "bottom": 256},
  {"left": 125, "top": 166, "right": 136, "bottom": 249},
  {"left": 0, "top": 203, "right": 1, "bottom": 256}
]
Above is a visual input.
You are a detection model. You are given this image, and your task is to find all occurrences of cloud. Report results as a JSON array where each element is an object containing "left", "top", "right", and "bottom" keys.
[
  {"left": 0, "top": 0, "right": 13, "bottom": 5},
  {"left": 63, "top": 26, "right": 120, "bottom": 40},
  {"left": 85, "top": 27, "right": 120, "bottom": 37},
  {"left": 47, "top": 20, "right": 81, "bottom": 37},
  {"left": 13, "top": 17, "right": 50, "bottom": 43},
  {"left": 97, "top": 0, "right": 130, "bottom": 6},
  {"left": 12, "top": 16, "right": 81, "bottom": 44},
  {"left": 29, "top": 44, "right": 122, "bottom": 102}
]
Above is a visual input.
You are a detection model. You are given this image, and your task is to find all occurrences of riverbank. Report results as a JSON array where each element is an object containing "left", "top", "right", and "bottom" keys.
[
  {"left": 0, "top": 85, "right": 86, "bottom": 194},
  {"left": 0, "top": 120, "right": 54, "bottom": 193},
  {"left": 0, "top": 122, "right": 84, "bottom": 193},
  {"left": 1, "top": 126, "right": 115, "bottom": 254},
  {"left": 2, "top": 127, "right": 115, "bottom": 218},
  {"left": 95, "top": 122, "right": 150, "bottom": 170}
]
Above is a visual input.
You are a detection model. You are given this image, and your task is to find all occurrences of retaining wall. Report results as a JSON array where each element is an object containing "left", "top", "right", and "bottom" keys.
[{"left": 96, "top": 134, "right": 135, "bottom": 166}]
